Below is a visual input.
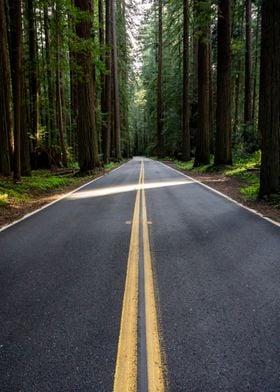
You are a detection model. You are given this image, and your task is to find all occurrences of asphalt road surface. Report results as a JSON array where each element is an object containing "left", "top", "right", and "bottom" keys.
[{"left": 0, "top": 157, "right": 279, "bottom": 391}]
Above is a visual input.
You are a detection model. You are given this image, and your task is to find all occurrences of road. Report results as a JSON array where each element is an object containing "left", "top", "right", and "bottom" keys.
[{"left": 0, "top": 157, "right": 280, "bottom": 391}]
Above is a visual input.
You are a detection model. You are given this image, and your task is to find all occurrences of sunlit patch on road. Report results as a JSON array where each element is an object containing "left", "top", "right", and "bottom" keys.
[{"left": 66, "top": 180, "right": 193, "bottom": 200}]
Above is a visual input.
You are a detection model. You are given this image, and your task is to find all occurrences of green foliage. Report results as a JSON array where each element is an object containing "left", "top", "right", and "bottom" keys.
[
  {"left": 0, "top": 173, "right": 77, "bottom": 205},
  {"left": 0, "top": 193, "right": 8, "bottom": 206},
  {"left": 104, "top": 161, "right": 123, "bottom": 171},
  {"left": 195, "top": 1, "right": 214, "bottom": 38},
  {"left": 225, "top": 150, "right": 261, "bottom": 176},
  {"left": 240, "top": 183, "right": 259, "bottom": 200},
  {"left": 133, "top": 0, "right": 184, "bottom": 157},
  {"left": 175, "top": 157, "right": 215, "bottom": 173},
  {"left": 173, "top": 152, "right": 261, "bottom": 201},
  {"left": 224, "top": 152, "right": 260, "bottom": 200},
  {"left": 175, "top": 160, "right": 194, "bottom": 171}
]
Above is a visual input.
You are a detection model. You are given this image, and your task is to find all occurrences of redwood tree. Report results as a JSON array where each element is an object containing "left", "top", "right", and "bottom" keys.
[
  {"left": 259, "top": 0, "right": 280, "bottom": 197},
  {"left": 26, "top": 0, "right": 38, "bottom": 151},
  {"left": 182, "top": 0, "right": 190, "bottom": 161},
  {"left": 157, "top": 0, "right": 163, "bottom": 157},
  {"left": 0, "top": 0, "right": 11, "bottom": 175},
  {"left": 111, "top": 0, "right": 121, "bottom": 160},
  {"left": 194, "top": 0, "right": 210, "bottom": 166},
  {"left": 99, "top": 0, "right": 109, "bottom": 163},
  {"left": 74, "top": 0, "right": 99, "bottom": 173},
  {"left": 214, "top": 0, "right": 232, "bottom": 165},
  {"left": 244, "top": 0, "right": 252, "bottom": 125},
  {"left": 9, "top": 0, "right": 22, "bottom": 181}
]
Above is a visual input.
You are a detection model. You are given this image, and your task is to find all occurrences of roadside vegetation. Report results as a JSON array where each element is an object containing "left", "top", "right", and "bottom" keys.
[
  {"left": 0, "top": 173, "right": 78, "bottom": 207},
  {"left": 0, "top": 162, "right": 121, "bottom": 209},
  {"left": 173, "top": 151, "right": 262, "bottom": 202}
]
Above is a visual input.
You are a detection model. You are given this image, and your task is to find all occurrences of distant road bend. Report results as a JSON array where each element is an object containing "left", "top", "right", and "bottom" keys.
[{"left": 0, "top": 157, "right": 280, "bottom": 391}]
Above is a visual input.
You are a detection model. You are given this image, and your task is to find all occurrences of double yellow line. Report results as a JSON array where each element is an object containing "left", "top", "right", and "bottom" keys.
[{"left": 113, "top": 160, "right": 165, "bottom": 391}]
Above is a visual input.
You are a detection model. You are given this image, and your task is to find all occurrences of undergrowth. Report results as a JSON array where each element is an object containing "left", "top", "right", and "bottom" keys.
[
  {"left": 0, "top": 175, "right": 76, "bottom": 205},
  {"left": 173, "top": 151, "right": 261, "bottom": 201},
  {"left": 0, "top": 160, "right": 123, "bottom": 208}
]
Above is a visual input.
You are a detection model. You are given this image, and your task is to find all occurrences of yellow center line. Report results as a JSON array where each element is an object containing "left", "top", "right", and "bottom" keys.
[
  {"left": 142, "top": 163, "right": 165, "bottom": 392},
  {"left": 114, "top": 160, "right": 165, "bottom": 391},
  {"left": 113, "top": 161, "right": 143, "bottom": 392}
]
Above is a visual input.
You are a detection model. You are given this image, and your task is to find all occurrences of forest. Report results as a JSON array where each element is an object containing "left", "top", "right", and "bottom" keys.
[{"left": 0, "top": 0, "right": 279, "bottom": 201}]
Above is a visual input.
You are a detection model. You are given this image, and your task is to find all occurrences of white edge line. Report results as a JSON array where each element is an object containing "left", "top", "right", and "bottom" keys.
[
  {"left": 157, "top": 160, "right": 280, "bottom": 228},
  {"left": 0, "top": 162, "right": 128, "bottom": 233}
]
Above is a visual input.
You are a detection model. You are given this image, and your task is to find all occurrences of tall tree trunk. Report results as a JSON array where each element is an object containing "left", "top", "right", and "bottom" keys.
[
  {"left": 120, "top": 0, "right": 129, "bottom": 158},
  {"left": 74, "top": 0, "right": 99, "bottom": 173},
  {"left": 208, "top": 28, "right": 214, "bottom": 154},
  {"left": 9, "top": 0, "right": 22, "bottom": 181},
  {"left": 70, "top": 51, "right": 78, "bottom": 156},
  {"left": 100, "top": 0, "right": 110, "bottom": 163},
  {"left": 0, "top": 0, "right": 11, "bottom": 175},
  {"left": 215, "top": 0, "right": 232, "bottom": 165},
  {"left": 55, "top": 6, "right": 67, "bottom": 167},
  {"left": 192, "top": 0, "right": 198, "bottom": 103},
  {"left": 252, "top": 3, "right": 260, "bottom": 124},
  {"left": 182, "top": 0, "right": 190, "bottom": 161},
  {"left": 244, "top": 0, "right": 252, "bottom": 125},
  {"left": 232, "top": 5, "right": 244, "bottom": 139},
  {"left": 68, "top": 3, "right": 77, "bottom": 156},
  {"left": 39, "top": 6, "right": 48, "bottom": 146},
  {"left": 194, "top": 0, "right": 210, "bottom": 166},
  {"left": 20, "top": 77, "right": 31, "bottom": 176},
  {"left": 157, "top": 0, "right": 163, "bottom": 157},
  {"left": 44, "top": 4, "right": 54, "bottom": 147},
  {"left": 233, "top": 58, "right": 241, "bottom": 139},
  {"left": 111, "top": 0, "right": 121, "bottom": 160},
  {"left": 259, "top": 1, "right": 280, "bottom": 197},
  {"left": 69, "top": 17, "right": 78, "bottom": 159},
  {"left": 26, "top": 0, "right": 38, "bottom": 151},
  {"left": 102, "top": 0, "right": 112, "bottom": 163}
]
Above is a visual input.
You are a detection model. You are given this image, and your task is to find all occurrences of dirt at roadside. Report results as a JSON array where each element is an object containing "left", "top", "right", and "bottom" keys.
[{"left": 164, "top": 161, "right": 280, "bottom": 225}]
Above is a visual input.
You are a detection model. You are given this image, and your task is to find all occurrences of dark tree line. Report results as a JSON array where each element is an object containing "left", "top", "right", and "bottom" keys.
[
  {"left": 135, "top": 0, "right": 279, "bottom": 198},
  {"left": 0, "top": 0, "right": 130, "bottom": 180},
  {"left": 0, "top": 0, "right": 279, "bottom": 198}
]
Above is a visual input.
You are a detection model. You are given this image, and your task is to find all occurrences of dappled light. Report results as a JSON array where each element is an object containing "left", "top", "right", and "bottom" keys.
[{"left": 67, "top": 179, "right": 193, "bottom": 200}]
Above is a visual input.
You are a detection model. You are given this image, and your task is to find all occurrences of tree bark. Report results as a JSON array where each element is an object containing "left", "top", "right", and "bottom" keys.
[
  {"left": 9, "top": 0, "right": 22, "bottom": 181},
  {"left": 26, "top": 0, "right": 38, "bottom": 151},
  {"left": 100, "top": 0, "right": 111, "bottom": 163},
  {"left": 0, "top": 0, "right": 11, "bottom": 175},
  {"left": 232, "top": 4, "right": 244, "bottom": 139},
  {"left": 259, "top": 0, "right": 280, "bottom": 197},
  {"left": 111, "top": 0, "right": 121, "bottom": 160},
  {"left": 192, "top": 0, "right": 198, "bottom": 103},
  {"left": 20, "top": 77, "right": 31, "bottom": 176},
  {"left": 43, "top": 4, "right": 55, "bottom": 147},
  {"left": 120, "top": 0, "right": 129, "bottom": 158},
  {"left": 157, "top": 0, "right": 163, "bottom": 157},
  {"left": 208, "top": 28, "right": 214, "bottom": 155},
  {"left": 182, "top": 0, "right": 190, "bottom": 161},
  {"left": 244, "top": 0, "right": 252, "bottom": 125},
  {"left": 194, "top": 0, "right": 210, "bottom": 166},
  {"left": 252, "top": 3, "right": 260, "bottom": 124},
  {"left": 74, "top": 0, "right": 99, "bottom": 173},
  {"left": 55, "top": 6, "right": 67, "bottom": 167},
  {"left": 215, "top": 0, "right": 232, "bottom": 165}
]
